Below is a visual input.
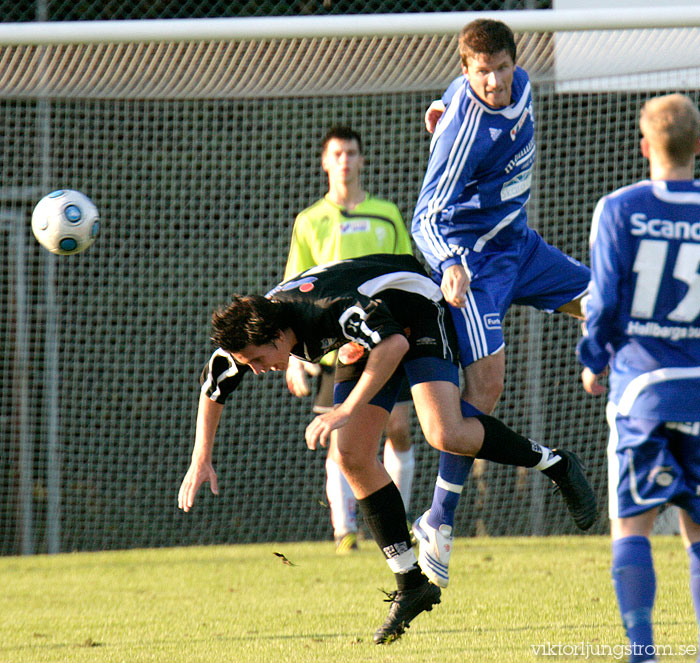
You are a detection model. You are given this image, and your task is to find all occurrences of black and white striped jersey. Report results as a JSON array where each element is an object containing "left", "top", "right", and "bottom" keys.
[{"left": 201, "top": 253, "right": 450, "bottom": 403}]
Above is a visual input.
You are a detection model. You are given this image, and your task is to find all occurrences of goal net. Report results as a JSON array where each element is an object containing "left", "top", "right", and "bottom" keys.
[{"left": 2, "top": 8, "right": 699, "bottom": 554}]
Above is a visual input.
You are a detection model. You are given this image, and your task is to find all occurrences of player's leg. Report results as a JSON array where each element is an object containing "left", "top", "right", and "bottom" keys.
[
  {"left": 383, "top": 395, "right": 414, "bottom": 514},
  {"left": 333, "top": 375, "right": 440, "bottom": 645},
  {"left": 413, "top": 283, "right": 505, "bottom": 581},
  {"left": 460, "top": 348, "right": 506, "bottom": 537},
  {"left": 326, "top": 437, "right": 358, "bottom": 552},
  {"left": 610, "top": 511, "right": 659, "bottom": 663},
  {"left": 607, "top": 411, "right": 692, "bottom": 663},
  {"left": 316, "top": 366, "right": 358, "bottom": 553},
  {"left": 511, "top": 227, "right": 590, "bottom": 317},
  {"left": 410, "top": 376, "right": 586, "bottom": 473},
  {"left": 674, "top": 423, "right": 700, "bottom": 658},
  {"left": 461, "top": 348, "right": 506, "bottom": 413},
  {"left": 332, "top": 402, "right": 392, "bottom": 498},
  {"left": 408, "top": 360, "right": 596, "bottom": 587},
  {"left": 680, "top": 511, "right": 700, "bottom": 660}
]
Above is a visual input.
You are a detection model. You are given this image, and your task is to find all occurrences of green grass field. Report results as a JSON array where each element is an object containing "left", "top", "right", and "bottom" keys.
[{"left": 2, "top": 536, "right": 696, "bottom": 663}]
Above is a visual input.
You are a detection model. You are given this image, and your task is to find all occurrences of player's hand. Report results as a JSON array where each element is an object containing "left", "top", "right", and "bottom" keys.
[
  {"left": 305, "top": 407, "right": 350, "bottom": 450},
  {"left": 581, "top": 367, "right": 607, "bottom": 396},
  {"left": 425, "top": 99, "right": 446, "bottom": 134},
  {"left": 441, "top": 264, "right": 470, "bottom": 308},
  {"left": 178, "top": 460, "right": 218, "bottom": 512},
  {"left": 285, "top": 356, "right": 321, "bottom": 397}
]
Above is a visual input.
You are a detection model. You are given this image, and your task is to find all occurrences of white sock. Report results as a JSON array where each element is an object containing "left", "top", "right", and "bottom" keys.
[
  {"left": 383, "top": 445, "right": 415, "bottom": 513},
  {"left": 325, "top": 457, "right": 356, "bottom": 537}
]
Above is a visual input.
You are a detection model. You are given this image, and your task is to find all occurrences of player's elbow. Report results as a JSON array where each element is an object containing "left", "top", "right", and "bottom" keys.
[{"left": 389, "top": 333, "right": 410, "bottom": 357}]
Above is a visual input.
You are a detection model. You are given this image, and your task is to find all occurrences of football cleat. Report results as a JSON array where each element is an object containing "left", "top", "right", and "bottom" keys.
[
  {"left": 412, "top": 511, "right": 453, "bottom": 588},
  {"left": 373, "top": 581, "right": 441, "bottom": 644},
  {"left": 334, "top": 531, "right": 358, "bottom": 554},
  {"left": 548, "top": 449, "right": 598, "bottom": 530}
]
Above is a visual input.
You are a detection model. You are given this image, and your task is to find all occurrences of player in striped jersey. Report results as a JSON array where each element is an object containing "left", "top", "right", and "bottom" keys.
[
  {"left": 284, "top": 126, "right": 415, "bottom": 554},
  {"left": 578, "top": 94, "right": 700, "bottom": 663},
  {"left": 410, "top": 18, "right": 594, "bottom": 588},
  {"left": 178, "top": 253, "right": 596, "bottom": 644}
]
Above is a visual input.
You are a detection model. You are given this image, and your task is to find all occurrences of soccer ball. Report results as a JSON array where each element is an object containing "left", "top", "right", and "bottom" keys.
[{"left": 31, "top": 189, "right": 100, "bottom": 255}]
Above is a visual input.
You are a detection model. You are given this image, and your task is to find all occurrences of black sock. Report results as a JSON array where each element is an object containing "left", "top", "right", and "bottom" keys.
[
  {"left": 475, "top": 414, "right": 562, "bottom": 471},
  {"left": 357, "top": 482, "right": 424, "bottom": 591}
]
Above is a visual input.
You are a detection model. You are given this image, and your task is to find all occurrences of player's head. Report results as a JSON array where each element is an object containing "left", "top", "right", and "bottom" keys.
[
  {"left": 211, "top": 295, "right": 295, "bottom": 373},
  {"left": 322, "top": 126, "right": 363, "bottom": 155},
  {"left": 459, "top": 20, "right": 517, "bottom": 109},
  {"left": 639, "top": 94, "right": 700, "bottom": 168},
  {"left": 321, "top": 126, "right": 364, "bottom": 187},
  {"left": 459, "top": 19, "right": 516, "bottom": 67}
]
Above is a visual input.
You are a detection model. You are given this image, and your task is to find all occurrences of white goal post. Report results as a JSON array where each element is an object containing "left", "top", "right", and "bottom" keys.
[
  {"left": 2, "top": 8, "right": 700, "bottom": 554},
  {"left": 0, "top": 7, "right": 698, "bottom": 44}
]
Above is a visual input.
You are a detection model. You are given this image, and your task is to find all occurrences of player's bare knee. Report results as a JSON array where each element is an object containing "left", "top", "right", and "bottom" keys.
[
  {"left": 385, "top": 423, "right": 411, "bottom": 452},
  {"left": 423, "top": 424, "right": 479, "bottom": 456},
  {"left": 463, "top": 378, "right": 503, "bottom": 415},
  {"left": 335, "top": 446, "right": 372, "bottom": 475}
]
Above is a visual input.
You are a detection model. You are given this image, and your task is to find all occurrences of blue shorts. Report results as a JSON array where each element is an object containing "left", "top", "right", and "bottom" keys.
[
  {"left": 439, "top": 228, "right": 590, "bottom": 367},
  {"left": 334, "top": 357, "right": 459, "bottom": 413},
  {"left": 607, "top": 404, "right": 700, "bottom": 522}
]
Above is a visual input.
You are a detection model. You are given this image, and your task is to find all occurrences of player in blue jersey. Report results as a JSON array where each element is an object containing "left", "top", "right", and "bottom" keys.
[
  {"left": 578, "top": 93, "right": 700, "bottom": 663},
  {"left": 410, "top": 18, "right": 595, "bottom": 588}
]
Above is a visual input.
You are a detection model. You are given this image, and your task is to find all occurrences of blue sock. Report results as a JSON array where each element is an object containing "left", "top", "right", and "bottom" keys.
[
  {"left": 686, "top": 541, "right": 700, "bottom": 653},
  {"left": 426, "top": 400, "right": 481, "bottom": 529},
  {"left": 611, "top": 536, "right": 655, "bottom": 663}
]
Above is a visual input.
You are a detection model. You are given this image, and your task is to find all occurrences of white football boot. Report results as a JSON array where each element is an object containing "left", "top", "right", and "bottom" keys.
[{"left": 412, "top": 510, "right": 453, "bottom": 588}]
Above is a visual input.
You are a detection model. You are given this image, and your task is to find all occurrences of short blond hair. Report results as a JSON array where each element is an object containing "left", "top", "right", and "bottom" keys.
[{"left": 640, "top": 93, "right": 700, "bottom": 165}]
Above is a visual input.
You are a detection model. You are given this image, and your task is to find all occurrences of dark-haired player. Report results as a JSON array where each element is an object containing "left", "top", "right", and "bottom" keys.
[{"left": 178, "top": 253, "right": 596, "bottom": 644}]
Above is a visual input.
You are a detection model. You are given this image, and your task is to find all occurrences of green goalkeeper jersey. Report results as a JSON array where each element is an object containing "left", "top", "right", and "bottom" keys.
[{"left": 284, "top": 194, "right": 412, "bottom": 281}]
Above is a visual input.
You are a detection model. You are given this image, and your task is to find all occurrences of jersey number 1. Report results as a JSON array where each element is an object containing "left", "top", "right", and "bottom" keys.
[{"left": 631, "top": 239, "right": 700, "bottom": 322}]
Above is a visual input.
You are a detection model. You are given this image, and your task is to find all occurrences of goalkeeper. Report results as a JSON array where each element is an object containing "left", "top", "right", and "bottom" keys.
[{"left": 285, "top": 126, "right": 416, "bottom": 554}]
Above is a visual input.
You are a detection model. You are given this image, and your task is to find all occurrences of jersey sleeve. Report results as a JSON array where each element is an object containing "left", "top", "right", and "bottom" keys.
[
  {"left": 199, "top": 348, "right": 250, "bottom": 403},
  {"left": 336, "top": 296, "right": 406, "bottom": 351},
  {"left": 577, "top": 196, "right": 627, "bottom": 374},
  {"left": 441, "top": 75, "right": 464, "bottom": 106},
  {"left": 284, "top": 212, "right": 316, "bottom": 280},
  {"left": 412, "top": 93, "right": 487, "bottom": 273}
]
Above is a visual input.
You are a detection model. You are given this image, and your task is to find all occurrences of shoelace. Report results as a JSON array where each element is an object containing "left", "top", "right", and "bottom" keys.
[{"left": 380, "top": 589, "right": 399, "bottom": 603}]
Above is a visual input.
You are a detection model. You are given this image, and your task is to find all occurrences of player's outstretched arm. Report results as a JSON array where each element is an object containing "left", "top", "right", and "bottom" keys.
[
  {"left": 305, "top": 333, "right": 408, "bottom": 449},
  {"left": 178, "top": 391, "right": 223, "bottom": 512}
]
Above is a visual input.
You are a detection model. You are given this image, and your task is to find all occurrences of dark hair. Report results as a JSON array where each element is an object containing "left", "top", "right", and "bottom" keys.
[
  {"left": 458, "top": 19, "right": 517, "bottom": 67},
  {"left": 321, "top": 126, "right": 363, "bottom": 155},
  {"left": 211, "top": 295, "right": 293, "bottom": 352}
]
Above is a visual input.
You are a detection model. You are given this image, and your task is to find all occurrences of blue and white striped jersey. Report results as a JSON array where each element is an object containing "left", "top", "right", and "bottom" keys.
[
  {"left": 577, "top": 179, "right": 700, "bottom": 421},
  {"left": 412, "top": 67, "right": 535, "bottom": 274}
]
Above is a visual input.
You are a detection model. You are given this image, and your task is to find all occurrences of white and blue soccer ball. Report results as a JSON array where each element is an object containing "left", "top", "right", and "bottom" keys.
[{"left": 31, "top": 189, "right": 100, "bottom": 255}]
